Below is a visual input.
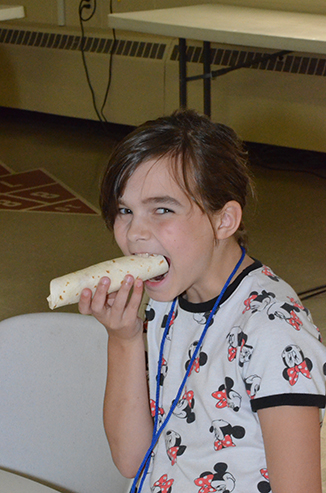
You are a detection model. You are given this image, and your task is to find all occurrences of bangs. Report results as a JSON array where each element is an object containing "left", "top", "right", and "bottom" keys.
[{"left": 167, "top": 150, "right": 206, "bottom": 214}]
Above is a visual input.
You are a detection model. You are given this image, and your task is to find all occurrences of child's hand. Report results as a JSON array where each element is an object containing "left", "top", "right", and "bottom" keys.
[{"left": 78, "top": 275, "right": 144, "bottom": 341}]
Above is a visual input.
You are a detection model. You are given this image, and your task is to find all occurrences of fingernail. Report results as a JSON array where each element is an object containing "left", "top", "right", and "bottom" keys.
[{"left": 135, "top": 279, "right": 143, "bottom": 288}]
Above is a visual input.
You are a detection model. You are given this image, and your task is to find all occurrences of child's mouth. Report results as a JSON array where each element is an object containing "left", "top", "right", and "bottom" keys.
[
  {"left": 150, "top": 272, "right": 167, "bottom": 282},
  {"left": 149, "top": 256, "right": 170, "bottom": 282}
]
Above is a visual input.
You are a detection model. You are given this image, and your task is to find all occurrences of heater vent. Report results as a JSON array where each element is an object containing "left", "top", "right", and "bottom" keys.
[
  {"left": 0, "top": 28, "right": 166, "bottom": 60},
  {"left": 2, "top": 27, "right": 324, "bottom": 76},
  {"left": 170, "top": 44, "right": 326, "bottom": 77}
]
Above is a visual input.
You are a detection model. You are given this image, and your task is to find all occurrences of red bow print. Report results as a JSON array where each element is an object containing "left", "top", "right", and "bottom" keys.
[
  {"left": 182, "top": 390, "right": 194, "bottom": 406},
  {"left": 242, "top": 294, "right": 257, "bottom": 313},
  {"left": 189, "top": 357, "right": 201, "bottom": 375},
  {"left": 214, "top": 434, "right": 235, "bottom": 450},
  {"left": 153, "top": 474, "right": 174, "bottom": 493},
  {"left": 169, "top": 312, "right": 176, "bottom": 327},
  {"left": 167, "top": 446, "right": 178, "bottom": 465},
  {"left": 288, "top": 297, "right": 305, "bottom": 311},
  {"left": 194, "top": 474, "right": 217, "bottom": 493},
  {"left": 228, "top": 347, "right": 237, "bottom": 361},
  {"left": 262, "top": 266, "right": 273, "bottom": 277},
  {"left": 288, "top": 311, "right": 302, "bottom": 331},
  {"left": 287, "top": 360, "right": 311, "bottom": 386},
  {"left": 246, "top": 389, "right": 255, "bottom": 400},
  {"left": 150, "top": 399, "right": 164, "bottom": 418},
  {"left": 260, "top": 468, "right": 269, "bottom": 481},
  {"left": 212, "top": 389, "right": 228, "bottom": 408}
]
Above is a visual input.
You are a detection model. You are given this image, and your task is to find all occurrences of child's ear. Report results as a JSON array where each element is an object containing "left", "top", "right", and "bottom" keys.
[{"left": 214, "top": 201, "right": 242, "bottom": 240}]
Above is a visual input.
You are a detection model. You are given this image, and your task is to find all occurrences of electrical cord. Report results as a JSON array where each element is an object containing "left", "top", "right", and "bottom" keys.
[
  {"left": 79, "top": 0, "right": 103, "bottom": 123},
  {"left": 247, "top": 143, "right": 326, "bottom": 180},
  {"left": 249, "top": 159, "right": 326, "bottom": 180},
  {"left": 78, "top": 0, "right": 117, "bottom": 126},
  {"left": 79, "top": 0, "right": 96, "bottom": 22},
  {"left": 99, "top": 0, "right": 116, "bottom": 122},
  {"left": 298, "top": 285, "right": 326, "bottom": 301}
]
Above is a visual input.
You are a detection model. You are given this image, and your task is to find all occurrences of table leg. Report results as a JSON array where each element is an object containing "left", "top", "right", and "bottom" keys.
[
  {"left": 203, "top": 41, "right": 211, "bottom": 117},
  {"left": 179, "top": 38, "right": 187, "bottom": 109}
]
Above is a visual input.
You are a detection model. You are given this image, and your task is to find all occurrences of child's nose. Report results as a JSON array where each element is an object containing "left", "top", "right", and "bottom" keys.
[{"left": 127, "top": 216, "right": 151, "bottom": 242}]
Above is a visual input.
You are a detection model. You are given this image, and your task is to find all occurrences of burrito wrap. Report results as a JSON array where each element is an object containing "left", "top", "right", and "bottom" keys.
[{"left": 47, "top": 254, "right": 168, "bottom": 310}]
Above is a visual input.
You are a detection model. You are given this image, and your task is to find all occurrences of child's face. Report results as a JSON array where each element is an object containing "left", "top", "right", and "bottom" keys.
[{"left": 113, "top": 157, "right": 221, "bottom": 303}]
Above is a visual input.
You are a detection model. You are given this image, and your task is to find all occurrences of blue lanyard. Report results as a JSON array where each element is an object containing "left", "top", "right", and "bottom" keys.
[{"left": 130, "top": 247, "right": 246, "bottom": 493}]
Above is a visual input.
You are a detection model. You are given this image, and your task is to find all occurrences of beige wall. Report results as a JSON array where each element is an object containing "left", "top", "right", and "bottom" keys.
[{"left": 1, "top": 0, "right": 326, "bottom": 151}]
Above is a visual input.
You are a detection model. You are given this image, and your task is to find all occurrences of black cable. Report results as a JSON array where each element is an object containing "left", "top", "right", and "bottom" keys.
[
  {"left": 100, "top": 0, "right": 117, "bottom": 123},
  {"left": 79, "top": 0, "right": 104, "bottom": 123},
  {"left": 298, "top": 285, "right": 326, "bottom": 301},
  {"left": 247, "top": 141, "right": 326, "bottom": 180},
  {"left": 79, "top": 0, "right": 96, "bottom": 22},
  {"left": 78, "top": 0, "right": 116, "bottom": 126},
  {"left": 249, "top": 159, "right": 326, "bottom": 180}
]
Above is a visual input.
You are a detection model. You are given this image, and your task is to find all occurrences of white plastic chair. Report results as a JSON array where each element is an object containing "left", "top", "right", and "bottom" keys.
[{"left": 0, "top": 312, "right": 131, "bottom": 493}]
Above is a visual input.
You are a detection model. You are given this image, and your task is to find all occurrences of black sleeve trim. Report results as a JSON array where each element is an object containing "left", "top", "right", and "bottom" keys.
[{"left": 251, "top": 393, "right": 326, "bottom": 412}]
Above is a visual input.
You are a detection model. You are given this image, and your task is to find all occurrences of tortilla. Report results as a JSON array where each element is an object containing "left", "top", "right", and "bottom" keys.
[{"left": 47, "top": 254, "right": 168, "bottom": 309}]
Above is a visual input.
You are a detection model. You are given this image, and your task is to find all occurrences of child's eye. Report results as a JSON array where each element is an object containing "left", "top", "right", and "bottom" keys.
[
  {"left": 155, "top": 208, "right": 174, "bottom": 215},
  {"left": 118, "top": 207, "right": 132, "bottom": 215}
]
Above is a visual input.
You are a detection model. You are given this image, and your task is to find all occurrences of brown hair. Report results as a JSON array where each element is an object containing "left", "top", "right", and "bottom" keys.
[{"left": 100, "top": 109, "right": 254, "bottom": 247}]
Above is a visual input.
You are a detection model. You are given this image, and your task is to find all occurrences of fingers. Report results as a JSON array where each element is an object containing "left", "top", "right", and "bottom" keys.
[
  {"left": 78, "top": 287, "right": 94, "bottom": 315},
  {"left": 89, "top": 276, "right": 112, "bottom": 313},
  {"left": 127, "top": 278, "right": 144, "bottom": 312},
  {"left": 111, "top": 276, "right": 143, "bottom": 316},
  {"left": 78, "top": 275, "right": 144, "bottom": 337},
  {"left": 106, "top": 276, "right": 144, "bottom": 330},
  {"left": 78, "top": 277, "right": 110, "bottom": 315}
]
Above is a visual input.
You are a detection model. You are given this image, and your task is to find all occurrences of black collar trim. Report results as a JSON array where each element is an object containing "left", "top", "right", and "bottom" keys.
[{"left": 178, "top": 259, "right": 262, "bottom": 313}]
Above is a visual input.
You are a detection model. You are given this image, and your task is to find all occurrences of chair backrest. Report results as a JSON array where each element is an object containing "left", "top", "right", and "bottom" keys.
[{"left": 0, "top": 312, "right": 131, "bottom": 493}]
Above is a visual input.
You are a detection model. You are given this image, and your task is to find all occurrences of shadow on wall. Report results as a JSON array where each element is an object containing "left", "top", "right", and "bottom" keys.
[{"left": 0, "top": 47, "right": 21, "bottom": 108}]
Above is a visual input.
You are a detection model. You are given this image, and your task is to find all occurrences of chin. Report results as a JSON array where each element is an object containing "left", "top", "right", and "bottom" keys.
[{"left": 144, "top": 287, "right": 177, "bottom": 303}]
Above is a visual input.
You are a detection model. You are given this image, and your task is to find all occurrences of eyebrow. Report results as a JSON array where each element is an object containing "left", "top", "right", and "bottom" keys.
[
  {"left": 142, "top": 196, "right": 183, "bottom": 207},
  {"left": 118, "top": 196, "right": 182, "bottom": 206}
]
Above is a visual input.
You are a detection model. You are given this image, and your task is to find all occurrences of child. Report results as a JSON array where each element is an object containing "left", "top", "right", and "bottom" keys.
[{"left": 79, "top": 109, "right": 326, "bottom": 493}]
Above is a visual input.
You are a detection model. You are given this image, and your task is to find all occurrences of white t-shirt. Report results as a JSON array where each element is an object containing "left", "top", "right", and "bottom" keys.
[{"left": 141, "top": 261, "right": 326, "bottom": 493}]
